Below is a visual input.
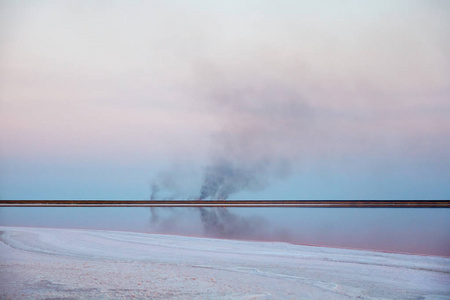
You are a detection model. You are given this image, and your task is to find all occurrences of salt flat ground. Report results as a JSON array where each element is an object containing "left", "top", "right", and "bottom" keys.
[{"left": 0, "top": 226, "right": 449, "bottom": 299}]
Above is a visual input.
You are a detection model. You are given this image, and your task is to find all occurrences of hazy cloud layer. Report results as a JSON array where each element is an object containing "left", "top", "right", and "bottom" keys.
[{"left": 1, "top": 0, "right": 449, "bottom": 165}]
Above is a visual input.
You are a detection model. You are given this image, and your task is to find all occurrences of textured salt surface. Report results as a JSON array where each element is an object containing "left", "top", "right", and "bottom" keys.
[{"left": 0, "top": 226, "right": 449, "bottom": 299}]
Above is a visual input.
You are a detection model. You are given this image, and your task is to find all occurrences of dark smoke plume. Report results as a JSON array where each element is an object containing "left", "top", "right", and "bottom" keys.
[
  {"left": 199, "top": 159, "right": 267, "bottom": 200},
  {"left": 189, "top": 82, "right": 303, "bottom": 239},
  {"left": 148, "top": 162, "right": 283, "bottom": 241},
  {"left": 195, "top": 158, "right": 277, "bottom": 240},
  {"left": 150, "top": 81, "right": 302, "bottom": 240}
]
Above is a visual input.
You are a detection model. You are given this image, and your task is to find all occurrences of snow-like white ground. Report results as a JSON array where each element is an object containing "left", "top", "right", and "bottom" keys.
[{"left": 0, "top": 226, "right": 449, "bottom": 299}]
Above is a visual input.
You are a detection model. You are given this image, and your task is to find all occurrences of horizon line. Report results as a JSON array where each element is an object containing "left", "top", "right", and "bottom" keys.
[{"left": 0, "top": 200, "right": 449, "bottom": 208}]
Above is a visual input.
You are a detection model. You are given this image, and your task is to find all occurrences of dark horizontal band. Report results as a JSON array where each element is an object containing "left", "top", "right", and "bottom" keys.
[{"left": 0, "top": 200, "right": 448, "bottom": 208}]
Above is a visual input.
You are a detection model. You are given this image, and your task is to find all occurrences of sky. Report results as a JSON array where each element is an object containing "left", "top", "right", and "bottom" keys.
[{"left": 0, "top": 1, "right": 449, "bottom": 255}]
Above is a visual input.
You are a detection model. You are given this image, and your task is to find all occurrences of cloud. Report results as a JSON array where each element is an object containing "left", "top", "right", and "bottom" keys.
[{"left": 2, "top": 1, "right": 449, "bottom": 163}]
